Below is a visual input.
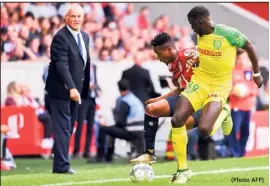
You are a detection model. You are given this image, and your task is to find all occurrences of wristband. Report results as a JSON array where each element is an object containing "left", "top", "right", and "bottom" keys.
[{"left": 253, "top": 72, "right": 261, "bottom": 77}]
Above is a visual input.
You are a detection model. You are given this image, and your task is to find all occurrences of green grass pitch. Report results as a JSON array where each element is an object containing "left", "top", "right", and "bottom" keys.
[{"left": 1, "top": 156, "right": 269, "bottom": 186}]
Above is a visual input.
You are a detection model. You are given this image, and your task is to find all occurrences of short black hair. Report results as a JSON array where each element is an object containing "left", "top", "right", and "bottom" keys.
[
  {"left": 118, "top": 79, "right": 130, "bottom": 91},
  {"left": 151, "top": 32, "right": 173, "bottom": 47},
  {"left": 25, "top": 11, "right": 35, "bottom": 19},
  {"left": 187, "top": 6, "right": 210, "bottom": 19}
]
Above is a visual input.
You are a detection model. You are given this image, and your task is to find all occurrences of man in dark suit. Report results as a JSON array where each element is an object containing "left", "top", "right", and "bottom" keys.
[
  {"left": 73, "top": 63, "right": 99, "bottom": 158},
  {"left": 121, "top": 53, "right": 159, "bottom": 105},
  {"left": 45, "top": 4, "right": 90, "bottom": 174}
]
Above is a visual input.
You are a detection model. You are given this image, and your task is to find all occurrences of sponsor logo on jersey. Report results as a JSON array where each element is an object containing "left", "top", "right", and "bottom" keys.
[
  {"left": 213, "top": 39, "right": 222, "bottom": 49},
  {"left": 197, "top": 47, "right": 222, "bottom": 56}
]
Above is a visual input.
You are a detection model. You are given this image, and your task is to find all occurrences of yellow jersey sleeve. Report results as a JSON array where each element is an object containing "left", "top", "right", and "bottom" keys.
[{"left": 214, "top": 24, "right": 248, "bottom": 48}]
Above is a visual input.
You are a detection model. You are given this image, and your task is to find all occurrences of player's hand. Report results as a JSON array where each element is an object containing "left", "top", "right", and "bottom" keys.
[
  {"left": 145, "top": 97, "right": 162, "bottom": 105},
  {"left": 253, "top": 75, "right": 263, "bottom": 88},
  {"left": 70, "top": 88, "right": 81, "bottom": 104},
  {"left": 186, "top": 50, "right": 199, "bottom": 72}
]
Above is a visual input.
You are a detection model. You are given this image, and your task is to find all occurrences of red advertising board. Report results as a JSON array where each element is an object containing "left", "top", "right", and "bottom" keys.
[
  {"left": 233, "top": 2, "right": 269, "bottom": 21},
  {"left": 0, "top": 107, "right": 44, "bottom": 155},
  {"left": 245, "top": 111, "right": 269, "bottom": 157}
]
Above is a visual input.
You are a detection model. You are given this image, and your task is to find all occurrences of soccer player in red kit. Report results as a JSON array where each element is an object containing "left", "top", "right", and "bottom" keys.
[{"left": 130, "top": 33, "right": 232, "bottom": 181}]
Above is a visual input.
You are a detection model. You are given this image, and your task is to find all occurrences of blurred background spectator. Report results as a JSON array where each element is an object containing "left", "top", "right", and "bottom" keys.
[
  {"left": 20, "top": 84, "right": 53, "bottom": 144},
  {"left": 227, "top": 49, "right": 258, "bottom": 158},
  {"left": 91, "top": 79, "right": 145, "bottom": 163},
  {"left": 121, "top": 53, "right": 160, "bottom": 105},
  {"left": 5, "top": 81, "right": 24, "bottom": 106}
]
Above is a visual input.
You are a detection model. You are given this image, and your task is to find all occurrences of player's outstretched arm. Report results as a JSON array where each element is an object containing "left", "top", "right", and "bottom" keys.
[
  {"left": 160, "top": 87, "right": 184, "bottom": 99},
  {"left": 145, "top": 87, "right": 182, "bottom": 105},
  {"left": 242, "top": 40, "right": 263, "bottom": 88}
]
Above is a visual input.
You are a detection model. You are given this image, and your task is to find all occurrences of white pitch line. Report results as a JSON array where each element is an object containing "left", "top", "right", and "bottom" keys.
[{"left": 41, "top": 166, "right": 269, "bottom": 186}]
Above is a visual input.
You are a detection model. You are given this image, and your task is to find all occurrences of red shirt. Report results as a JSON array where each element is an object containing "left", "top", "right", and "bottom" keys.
[{"left": 168, "top": 48, "right": 195, "bottom": 89}]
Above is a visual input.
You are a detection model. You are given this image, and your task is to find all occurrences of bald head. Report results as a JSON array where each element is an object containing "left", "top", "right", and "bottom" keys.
[{"left": 65, "top": 4, "right": 84, "bottom": 31}]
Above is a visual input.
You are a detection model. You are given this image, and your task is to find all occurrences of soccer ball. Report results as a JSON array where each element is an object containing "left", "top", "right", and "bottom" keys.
[{"left": 129, "top": 163, "right": 155, "bottom": 183}]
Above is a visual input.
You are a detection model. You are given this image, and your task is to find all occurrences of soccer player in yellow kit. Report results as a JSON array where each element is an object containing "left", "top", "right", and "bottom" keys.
[{"left": 170, "top": 6, "right": 264, "bottom": 184}]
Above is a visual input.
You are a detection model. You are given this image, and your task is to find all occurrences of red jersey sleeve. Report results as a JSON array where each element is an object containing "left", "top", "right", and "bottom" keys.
[{"left": 173, "top": 48, "right": 195, "bottom": 88}]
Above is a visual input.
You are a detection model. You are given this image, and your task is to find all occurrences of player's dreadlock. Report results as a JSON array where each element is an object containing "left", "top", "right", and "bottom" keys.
[
  {"left": 151, "top": 32, "right": 173, "bottom": 47},
  {"left": 187, "top": 6, "right": 210, "bottom": 19}
]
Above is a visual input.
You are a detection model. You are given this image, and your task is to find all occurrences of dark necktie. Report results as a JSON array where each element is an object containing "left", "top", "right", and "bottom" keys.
[{"left": 77, "top": 33, "right": 83, "bottom": 57}]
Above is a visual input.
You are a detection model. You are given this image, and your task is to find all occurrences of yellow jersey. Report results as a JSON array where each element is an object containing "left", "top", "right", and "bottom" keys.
[{"left": 194, "top": 24, "right": 247, "bottom": 86}]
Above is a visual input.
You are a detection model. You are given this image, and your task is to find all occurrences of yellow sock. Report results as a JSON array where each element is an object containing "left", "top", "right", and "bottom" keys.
[
  {"left": 209, "top": 109, "right": 227, "bottom": 136},
  {"left": 171, "top": 126, "right": 188, "bottom": 170},
  {"left": 147, "top": 149, "right": 154, "bottom": 154}
]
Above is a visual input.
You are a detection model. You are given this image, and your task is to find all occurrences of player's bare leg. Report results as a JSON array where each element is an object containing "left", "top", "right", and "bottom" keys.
[
  {"left": 130, "top": 99, "right": 171, "bottom": 165},
  {"left": 202, "top": 97, "right": 233, "bottom": 137},
  {"left": 198, "top": 101, "right": 222, "bottom": 137},
  {"left": 170, "top": 96, "right": 194, "bottom": 184}
]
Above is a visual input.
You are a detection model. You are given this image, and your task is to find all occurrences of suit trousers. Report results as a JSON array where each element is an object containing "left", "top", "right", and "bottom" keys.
[
  {"left": 73, "top": 98, "right": 96, "bottom": 156},
  {"left": 49, "top": 97, "right": 78, "bottom": 173}
]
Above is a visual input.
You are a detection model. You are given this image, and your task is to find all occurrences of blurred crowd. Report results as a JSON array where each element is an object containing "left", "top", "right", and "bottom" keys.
[{"left": 1, "top": 2, "right": 195, "bottom": 63}]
